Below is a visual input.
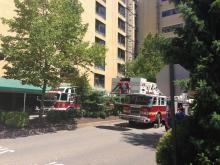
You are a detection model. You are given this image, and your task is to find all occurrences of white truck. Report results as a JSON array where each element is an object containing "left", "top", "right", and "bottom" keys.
[{"left": 111, "top": 77, "right": 161, "bottom": 95}]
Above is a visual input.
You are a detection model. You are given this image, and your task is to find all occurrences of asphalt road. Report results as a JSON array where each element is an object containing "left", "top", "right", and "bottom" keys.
[{"left": 0, "top": 121, "right": 164, "bottom": 165}]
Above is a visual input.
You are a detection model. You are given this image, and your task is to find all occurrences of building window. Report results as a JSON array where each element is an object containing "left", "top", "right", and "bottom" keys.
[
  {"left": 162, "top": 23, "right": 183, "bottom": 33},
  {"left": 162, "top": 8, "right": 179, "bottom": 17},
  {"left": 95, "top": 37, "right": 105, "bottom": 45},
  {"left": 96, "top": 2, "right": 106, "bottom": 19},
  {"left": 118, "top": 63, "right": 125, "bottom": 75},
  {"left": 118, "top": 48, "right": 125, "bottom": 60},
  {"left": 95, "top": 64, "right": 105, "bottom": 71},
  {"left": 96, "top": 19, "right": 106, "bottom": 36},
  {"left": 118, "top": 33, "right": 125, "bottom": 46},
  {"left": 118, "top": 3, "right": 125, "bottom": 17},
  {"left": 118, "top": 18, "right": 126, "bottom": 32},
  {"left": 95, "top": 37, "right": 105, "bottom": 70},
  {"left": 94, "top": 73, "right": 105, "bottom": 88}
]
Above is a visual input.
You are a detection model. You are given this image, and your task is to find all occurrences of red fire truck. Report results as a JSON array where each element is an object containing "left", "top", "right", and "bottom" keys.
[
  {"left": 36, "top": 85, "right": 80, "bottom": 111},
  {"left": 120, "top": 94, "right": 167, "bottom": 125},
  {"left": 111, "top": 78, "right": 167, "bottom": 125}
]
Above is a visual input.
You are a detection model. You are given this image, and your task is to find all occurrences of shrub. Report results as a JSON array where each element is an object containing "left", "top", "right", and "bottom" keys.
[
  {"left": 156, "top": 130, "right": 173, "bottom": 165},
  {"left": 74, "top": 109, "right": 83, "bottom": 118},
  {"left": 46, "top": 110, "right": 74, "bottom": 123},
  {"left": 113, "top": 103, "right": 123, "bottom": 116},
  {"left": 4, "top": 112, "right": 29, "bottom": 128},
  {"left": 156, "top": 118, "right": 196, "bottom": 165},
  {"left": 90, "top": 111, "right": 99, "bottom": 118},
  {"left": 0, "top": 111, "right": 7, "bottom": 123},
  {"left": 99, "top": 111, "right": 106, "bottom": 119}
]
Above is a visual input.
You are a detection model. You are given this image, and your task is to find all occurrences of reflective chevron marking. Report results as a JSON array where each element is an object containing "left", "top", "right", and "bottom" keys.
[
  {"left": 45, "top": 162, "right": 64, "bottom": 165},
  {"left": 0, "top": 146, "right": 15, "bottom": 155}
]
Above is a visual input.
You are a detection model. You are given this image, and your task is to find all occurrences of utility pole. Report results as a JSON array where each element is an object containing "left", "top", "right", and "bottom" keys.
[{"left": 169, "top": 63, "right": 177, "bottom": 165}]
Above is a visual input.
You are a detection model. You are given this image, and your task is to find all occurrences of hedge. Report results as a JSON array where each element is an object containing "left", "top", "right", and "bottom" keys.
[
  {"left": 46, "top": 110, "right": 75, "bottom": 123},
  {"left": 4, "top": 112, "right": 29, "bottom": 128}
]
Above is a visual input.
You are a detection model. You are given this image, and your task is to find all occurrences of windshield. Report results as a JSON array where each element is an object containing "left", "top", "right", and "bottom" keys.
[
  {"left": 44, "top": 93, "right": 60, "bottom": 101},
  {"left": 125, "top": 95, "right": 152, "bottom": 106}
]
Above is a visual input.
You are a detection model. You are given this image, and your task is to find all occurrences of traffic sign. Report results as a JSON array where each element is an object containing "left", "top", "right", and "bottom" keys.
[{"left": 156, "top": 64, "right": 190, "bottom": 96}]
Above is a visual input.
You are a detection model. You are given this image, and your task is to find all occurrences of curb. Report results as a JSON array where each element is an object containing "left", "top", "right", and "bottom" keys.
[{"left": 0, "top": 118, "right": 124, "bottom": 139}]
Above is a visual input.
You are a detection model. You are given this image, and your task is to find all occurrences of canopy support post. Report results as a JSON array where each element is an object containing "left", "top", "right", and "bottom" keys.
[{"left": 23, "top": 93, "right": 26, "bottom": 112}]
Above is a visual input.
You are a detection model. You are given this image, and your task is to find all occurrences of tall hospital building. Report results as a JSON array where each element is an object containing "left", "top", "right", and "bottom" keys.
[{"left": 0, "top": 0, "right": 183, "bottom": 92}]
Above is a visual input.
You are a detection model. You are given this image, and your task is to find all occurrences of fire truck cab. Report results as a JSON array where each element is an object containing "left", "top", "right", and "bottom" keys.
[
  {"left": 120, "top": 94, "right": 167, "bottom": 125},
  {"left": 38, "top": 86, "right": 80, "bottom": 111}
]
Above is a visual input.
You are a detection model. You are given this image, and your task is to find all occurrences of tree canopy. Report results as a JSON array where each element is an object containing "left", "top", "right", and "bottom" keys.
[
  {"left": 167, "top": 0, "right": 220, "bottom": 94},
  {"left": 126, "top": 34, "right": 169, "bottom": 82},
  {"left": 157, "top": 0, "right": 220, "bottom": 164}
]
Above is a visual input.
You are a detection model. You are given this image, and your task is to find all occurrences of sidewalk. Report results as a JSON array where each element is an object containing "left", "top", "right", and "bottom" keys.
[{"left": 0, "top": 116, "right": 122, "bottom": 139}]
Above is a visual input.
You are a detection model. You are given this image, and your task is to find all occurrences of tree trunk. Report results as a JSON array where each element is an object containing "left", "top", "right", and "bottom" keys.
[{"left": 39, "top": 79, "right": 47, "bottom": 118}]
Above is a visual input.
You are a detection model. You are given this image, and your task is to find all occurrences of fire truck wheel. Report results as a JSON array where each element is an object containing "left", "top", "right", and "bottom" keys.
[
  {"left": 129, "top": 120, "right": 136, "bottom": 126},
  {"left": 155, "top": 113, "right": 162, "bottom": 127}
]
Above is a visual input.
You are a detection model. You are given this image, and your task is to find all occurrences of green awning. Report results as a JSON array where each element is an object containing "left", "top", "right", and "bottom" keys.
[{"left": 0, "top": 77, "right": 42, "bottom": 94}]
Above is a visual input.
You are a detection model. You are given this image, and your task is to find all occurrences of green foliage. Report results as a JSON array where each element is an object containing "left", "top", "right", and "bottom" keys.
[
  {"left": 174, "top": 79, "right": 190, "bottom": 93},
  {"left": 156, "top": 130, "right": 173, "bottom": 165},
  {"left": 46, "top": 110, "right": 74, "bottom": 123},
  {"left": 156, "top": 119, "right": 195, "bottom": 165},
  {"left": 168, "top": 0, "right": 220, "bottom": 94},
  {"left": 99, "top": 111, "right": 106, "bottom": 119},
  {"left": 4, "top": 112, "right": 29, "bottom": 128},
  {"left": 87, "top": 91, "right": 105, "bottom": 104},
  {"left": 126, "top": 34, "right": 169, "bottom": 82},
  {"left": 156, "top": 1, "right": 220, "bottom": 164},
  {"left": 79, "top": 91, "right": 121, "bottom": 118},
  {"left": 157, "top": 82, "right": 220, "bottom": 165},
  {"left": 0, "top": 111, "right": 7, "bottom": 123}
]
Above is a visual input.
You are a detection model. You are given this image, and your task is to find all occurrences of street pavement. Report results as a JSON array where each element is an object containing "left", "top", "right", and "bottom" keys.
[{"left": 0, "top": 121, "right": 164, "bottom": 165}]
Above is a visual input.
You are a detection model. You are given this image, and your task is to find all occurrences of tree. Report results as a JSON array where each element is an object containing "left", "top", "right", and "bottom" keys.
[
  {"left": 156, "top": 0, "right": 220, "bottom": 164},
  {"left": 0, "top": 0, "right": 105, "bottom": 116},
  {"left": 126, "top": 34, "right": 169, "bottom": 82},
  {"left": 166, "top": 0, "right": 220, "bottom": 94}
]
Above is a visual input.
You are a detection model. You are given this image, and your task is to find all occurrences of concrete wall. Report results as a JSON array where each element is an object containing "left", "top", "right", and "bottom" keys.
[
  {"left": 136, "top": 0, "right": 158, "bottom": 51},
  {"left": 160, "top": 0, "right": 183, "bottom": 38}
]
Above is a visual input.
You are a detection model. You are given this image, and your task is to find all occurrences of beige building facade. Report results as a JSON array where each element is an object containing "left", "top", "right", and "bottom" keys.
[
  {"left": 0, "top": 0, "right": 183, "bottom": 92},
  {"left": 80, "top": 0, "right": 136, "bottom": 92},
  {"left": 0, "top": 0, "right": 15, "bottom": 76},
  {"left": 0, "top": 0, "right": 136, "bottom": 92},
  {"left": 136, "top": 0, "right": 183, "bottom": 50}
]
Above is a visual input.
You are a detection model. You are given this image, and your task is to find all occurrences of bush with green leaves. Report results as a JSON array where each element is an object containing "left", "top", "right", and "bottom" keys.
[
  {"left": 0, "top": 111, "right": 7, "bottom": 123},
  {"left": 99, "top": 111, "right": 106, "bottom": 119},
  {"left": 156, "top": 120, "right": 194, "bottom": 165},
  {"left": 46, "top": 110, "right": 75, "bottom": 123},
  {"left": 156, "top": 0, "right": 220, "bottom": 163},
  {"left": 156, "top": 130, "right": 173, "bottom": 165},
  {"left": 4, "top": 112, "right": 29, "bottom": 128},
  {"left": 156, "top": 82, "right": 220, "bottom": 165}
]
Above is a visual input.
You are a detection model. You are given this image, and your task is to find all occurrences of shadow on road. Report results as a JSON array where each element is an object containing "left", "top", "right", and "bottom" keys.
[
  {"left": 0, "top": 119, "right": 76, "bottom": 139},
  {"left": 95, "top": 125, "right": 131, "bottom": 131},
  {"left": 122, "top": 132, "right": 162, "bottom": 149},
  {"left": 95, "top": 122, "right": 160, "bottom": 132},
  {"left": 115, "top": 122, "right": 154, "bottom": 130}
]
